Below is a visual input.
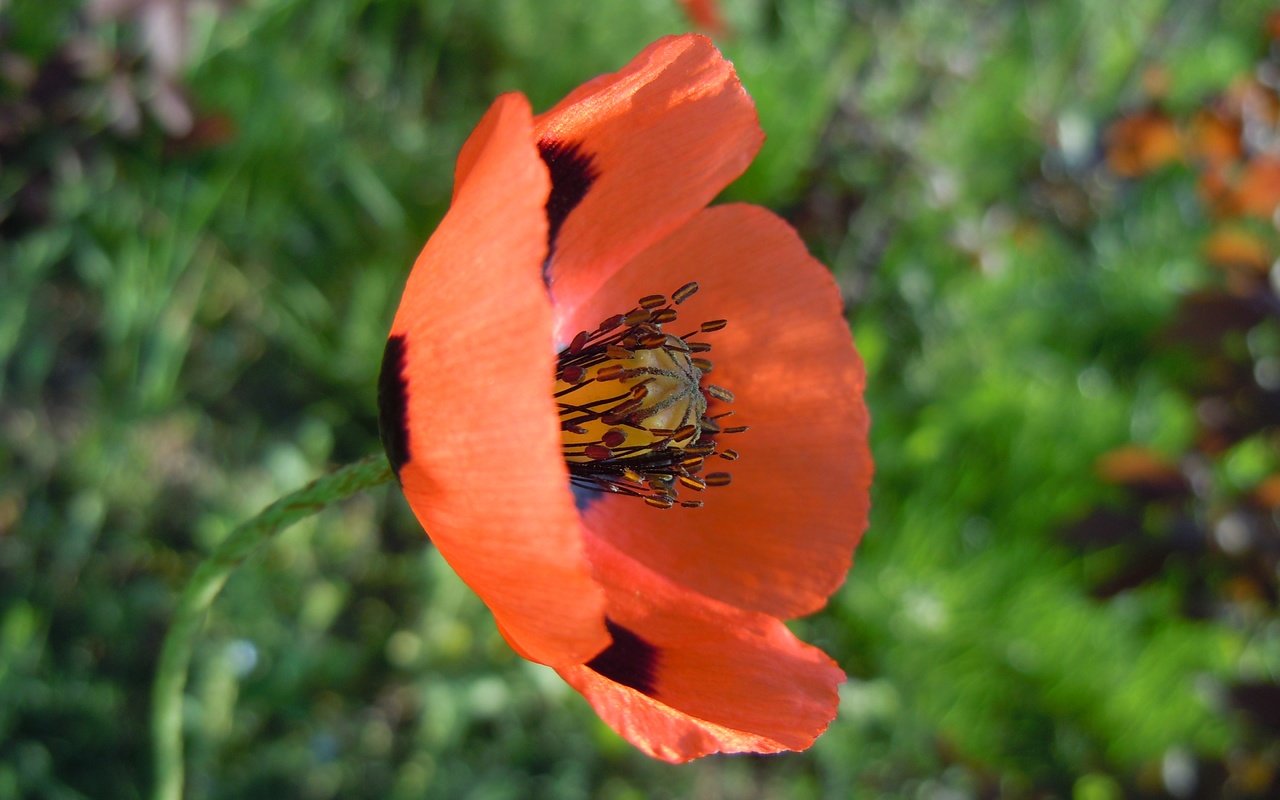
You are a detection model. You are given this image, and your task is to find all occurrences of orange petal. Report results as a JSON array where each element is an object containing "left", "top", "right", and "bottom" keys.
[
  {"left": 1094, "top": 445, "right": 1189, "bottom": 500},
  {"left": 1203, "top": 226, "right": 1272, "bottom": 274},
  {"left": 1198, "top": 166, "right": 1239, "bottom": 217},
  {"left": 533, "top": 34, "right": 763, "bottom": 333},
  {"left": 1236, "top": 157, "right": 1280, "bottom": 218},
  {"left": 677, "top": 0, "right": 726, "bottom": 35},
  {"left": 1188, "top": 108, "right": 1243, "bottom": 168},
  {"left": 557, "top": 537, "right": 844, "bottom": 762},
  {"left": 1255, "top": 474, "right": 1280, "bottom": 510},
  {"left": 573, "top": 204, "right": 871, "bottom": 619},
  {"left": 1104, "top": 108, "right": 1182, "bottom": 178},
  {"left": 381, "top": 93, "right": 608, "bottom": 667}
]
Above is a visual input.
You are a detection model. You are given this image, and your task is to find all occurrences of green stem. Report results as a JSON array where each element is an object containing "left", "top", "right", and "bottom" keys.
[{"left": 151, "top": 454, "right": 394, "bottom": 800}]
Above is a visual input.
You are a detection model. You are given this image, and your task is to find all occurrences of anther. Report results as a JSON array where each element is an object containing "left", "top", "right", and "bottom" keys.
[
  {"left": 602, "top": 403, "right": 644, "bottom": 424},
  {"left": 673, "top": 282, "right": 699, "bottom": 304},
  {"left": 623, "top": 308, "right": 652, "bottom": 326},
  {"left": 598, "top": 314, "right": 625, "bottom": 332},
  {"left": 678, "top": 475, "right": 708, "bottom": 491},
  {"left": 721, "top": 425, "right": 750, "bottom": 434},
  {"left": 700, "top": 319, "right": 728, "bottom": 333},
  {"left": 692, "top": 357, "right": 714, "bottom": 373},
  {"left": 639, "top": 294, "right": 667, "bottom": 309},
  {"left": 705, "top": 472, "right": 732, "bottom": 487},
  {"left": 602, "top": 429, "right": 627, "bottom": 447},
  {"left": 718, "top": 449, "right": 739, "bottom": 461},
  {"left": 680, "top": 456, "right": 705, "bottom": 471},
  {"left": 705, "top": 385, "right": 734, "bottom": 403}
]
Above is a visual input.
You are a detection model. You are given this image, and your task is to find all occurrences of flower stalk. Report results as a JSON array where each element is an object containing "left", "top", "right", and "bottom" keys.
[{"left": 151, "top": 454, "right": 394, "bottom": 800}]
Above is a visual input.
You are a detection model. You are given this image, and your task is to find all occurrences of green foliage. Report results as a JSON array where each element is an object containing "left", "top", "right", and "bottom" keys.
[{"left": 3, "top": 0, "right": 1277, "bottom": 798}]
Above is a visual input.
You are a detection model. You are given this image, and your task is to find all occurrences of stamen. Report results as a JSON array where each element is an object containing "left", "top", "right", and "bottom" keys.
[
  {"left": 555, "top": 283, "right": 740, "bottom": 508},
  {"left": 705, "top": 385, "right": 734, "bottom": 403},
  {"left": 672, "top": 282, "right": 699, "bottom": 304},
  {"left": 623, "top": 308, "right": 651, "bottom": 327},
  {"left": 678, "top": 475, "right": 707, "bottom": 491}
]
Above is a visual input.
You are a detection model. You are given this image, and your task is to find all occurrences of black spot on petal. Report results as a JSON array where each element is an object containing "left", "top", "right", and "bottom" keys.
[
  {"left": 378, "top": 335, "right": 411, "bottom": 476},
  {"left": 538, "top": 138, "right": 599, "bottom": 259},
  {"left": 586, "top": 618, "right": 660, "bottom": 697}
]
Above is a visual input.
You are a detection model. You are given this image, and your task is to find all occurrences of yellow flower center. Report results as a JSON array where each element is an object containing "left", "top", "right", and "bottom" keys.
[{"left": 555, "top": 283, "right": 745, "bottom": 509}]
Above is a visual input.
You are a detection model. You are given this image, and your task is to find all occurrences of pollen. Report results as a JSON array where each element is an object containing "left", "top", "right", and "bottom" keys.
[{"left": 555, "top": 282, "right": 746, "bottom": 508}]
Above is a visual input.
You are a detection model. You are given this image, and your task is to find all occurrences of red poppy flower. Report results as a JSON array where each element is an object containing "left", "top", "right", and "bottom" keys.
[{"left": 378, "top": 34, "right": 871, "bottom": 762}]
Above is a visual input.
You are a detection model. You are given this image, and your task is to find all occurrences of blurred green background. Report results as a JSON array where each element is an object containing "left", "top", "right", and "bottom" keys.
[{"left": 4, "top": 0, "right": 1280, "bottom": 797}]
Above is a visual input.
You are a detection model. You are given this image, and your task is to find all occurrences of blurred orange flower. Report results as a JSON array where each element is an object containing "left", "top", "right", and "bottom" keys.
[
  {"left": 678, "top": 0, "right": 725, "bottom": 34},
  {"left": 1103, "top": 107, "right": 1182, "bottom": 177},
  {"left": 378, "top": 34, "right": 871, "bottom": 762}
]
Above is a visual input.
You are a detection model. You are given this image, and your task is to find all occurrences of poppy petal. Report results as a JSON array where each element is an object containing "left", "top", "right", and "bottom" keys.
[
  {"left": 677, "top": 0, "right": 727, "bottom": 35},
  {"left": 574, "top": 204, "right": 871, "bottom": 619},
  {"left": 556, "top": 537, "right": 844, "bottom": 763},
  {"left": 533, "top": 34, "right": 763, "bottom": 331},
  {"left": 383, "top": 93, "right": 609, "bottom": 667}
]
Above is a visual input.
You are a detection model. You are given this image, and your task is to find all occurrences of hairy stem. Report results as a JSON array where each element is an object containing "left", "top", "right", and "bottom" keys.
[{"left": 151, "top": 455, "right": 394, "bottom": 800}]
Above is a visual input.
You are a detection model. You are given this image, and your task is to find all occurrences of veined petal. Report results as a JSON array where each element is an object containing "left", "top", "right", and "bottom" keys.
[
  {"left": 533, "top": 34, "right": 763, "bottom": 337},
  {"left": 574, "top": 204, "right": 871, "bottom": 619},
  {"left": 557, "top": 537, "right": 844, "bottom": 763},
  {"left": 380, "top": 93, "right": 608, "bottom": 667}
]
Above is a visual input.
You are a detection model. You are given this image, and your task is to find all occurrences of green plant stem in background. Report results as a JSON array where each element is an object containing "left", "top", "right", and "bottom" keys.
[{"left": 150, "top": 455, "right": 394, "bottom": 800}]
